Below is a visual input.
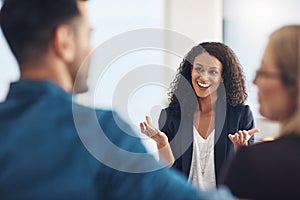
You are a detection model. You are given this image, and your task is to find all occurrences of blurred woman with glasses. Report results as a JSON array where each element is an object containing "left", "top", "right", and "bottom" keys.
[{"left": 221, "top": 25, "right": 300, "bottom": 199}]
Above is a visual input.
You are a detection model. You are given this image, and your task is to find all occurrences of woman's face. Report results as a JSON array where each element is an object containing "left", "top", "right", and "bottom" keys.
[
  {"left": 253, "top": 43, "right": 297, "bottom": 121},
  {"left": 191, "top": 52, "right": 223, "bottom": 100}
]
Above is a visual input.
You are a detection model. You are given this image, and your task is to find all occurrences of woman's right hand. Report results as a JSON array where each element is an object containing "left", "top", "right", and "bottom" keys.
[
  {"left": 140, "top": 116, "right": 175, "bottom": 166},
  {"left": 140, "top": 116, "right": 169, "bottom": 149}
]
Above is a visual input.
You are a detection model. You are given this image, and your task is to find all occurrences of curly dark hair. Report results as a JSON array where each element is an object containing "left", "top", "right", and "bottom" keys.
[{"left": 168, "top": 42, "right": 247, "bottom": 116}]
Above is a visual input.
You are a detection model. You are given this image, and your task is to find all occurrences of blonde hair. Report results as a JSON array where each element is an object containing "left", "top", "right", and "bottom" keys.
[{"left": 269, "top": 25, "right": 300, "bottom": 135}]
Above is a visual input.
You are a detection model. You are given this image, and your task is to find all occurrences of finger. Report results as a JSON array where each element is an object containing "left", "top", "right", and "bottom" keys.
[
  {"left": 229, "top": 134, "right": 239, "bottom": 143},
  {"left": 140, "top": 122, "right": 145, "bottom": 132},
  {"left": 228, "top": 134, "right": 235, "bottom": 142},
  {"left": 248, "top": 128, "right": 260, "bottom": 136},
  {"left": 143, "top": 121, "right": 148, "bottom": 128},
  {"left": 234, "top": 134, "right": 240, "bottom": 143},
  {"left": 145, "top": 116, "right": 161, "bottom": 133},
  {"left": 242, "top": 130, "right": 248, "bottom": 140},
  {"left": 237, "top": 131, "right": 242, "bottom": 138},
  {"left": 143, "top": 122, "right": 150, "bottom": 134},
  {"left": 145, "top": 116, "right": 152, "bottom": 125},
  {"left": 239, "top": 131, "right": 244, "bottom": 143}
]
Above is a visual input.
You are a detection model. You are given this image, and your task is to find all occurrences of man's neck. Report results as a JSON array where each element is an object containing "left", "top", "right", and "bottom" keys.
[{"left": 20, "top": 59, "right": 73, "bottom": 92}]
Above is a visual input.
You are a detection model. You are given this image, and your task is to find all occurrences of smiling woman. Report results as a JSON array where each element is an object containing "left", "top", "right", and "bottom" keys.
[
  {"left": 191, "top": 52, "right": 223, "bottom": 101},
  {"left": 140, "top": 42, "right": 258, "bottom": 190}
]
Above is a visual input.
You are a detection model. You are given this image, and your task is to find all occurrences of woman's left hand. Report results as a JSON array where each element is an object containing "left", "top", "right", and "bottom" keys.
[{"left": 228, "top": 128, "right": 260, "bottom": 152}]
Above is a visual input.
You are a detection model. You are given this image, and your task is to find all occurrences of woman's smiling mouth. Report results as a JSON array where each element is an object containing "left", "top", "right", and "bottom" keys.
[{"left": 197, "top": 81, "right": 211, "bottom": 88}]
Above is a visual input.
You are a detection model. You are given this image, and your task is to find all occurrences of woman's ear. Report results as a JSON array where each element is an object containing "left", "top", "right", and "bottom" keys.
[{"left": 52, "top": 24, "right": 75, "bottom": 63}]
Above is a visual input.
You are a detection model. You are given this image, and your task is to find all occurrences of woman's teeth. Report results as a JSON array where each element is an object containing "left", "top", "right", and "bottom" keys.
[{"left": 198, "top": 82, "right": 211, "bottom": 88}]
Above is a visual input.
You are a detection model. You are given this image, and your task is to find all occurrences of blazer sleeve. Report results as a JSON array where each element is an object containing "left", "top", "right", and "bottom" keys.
[
  {"left": 241, "top": 105, "right": 255, "bottom": 144},
  {"left": 158, "top": 109, "right": 184, "bottom": 172},
  {"left": 158, "top": 109, "right": 176, "bottom": 141}
]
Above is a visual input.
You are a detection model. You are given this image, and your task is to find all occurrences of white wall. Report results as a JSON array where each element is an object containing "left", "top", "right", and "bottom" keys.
[
  {"left": 162, "top": 0, "right": 223, "bottom": 72},
  {"left": 164, "top": 0, "right": 223, "bottom": 43}
]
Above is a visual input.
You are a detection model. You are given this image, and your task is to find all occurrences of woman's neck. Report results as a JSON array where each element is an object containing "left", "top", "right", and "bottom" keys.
[
  {"left": 197, "top": 93, "right": 218, "bottom": 115},
  {"left": 194, "top": 94, "right": 218, "bottom": 139}
]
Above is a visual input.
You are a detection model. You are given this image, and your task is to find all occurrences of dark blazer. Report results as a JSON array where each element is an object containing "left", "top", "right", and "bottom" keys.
[
  {"left": 221, "top": 134, "right": 300, "bottom": 200},
  {"left": 158, "top": 99, "right": 254, "bottom": 184}
]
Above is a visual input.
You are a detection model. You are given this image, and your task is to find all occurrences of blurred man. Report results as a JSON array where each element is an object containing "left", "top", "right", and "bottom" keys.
[{"left": 0, "top": 0, "right": 234, "bottom": 199}]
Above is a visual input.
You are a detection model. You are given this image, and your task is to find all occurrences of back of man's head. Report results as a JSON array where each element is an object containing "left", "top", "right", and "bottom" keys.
[{"left": 0, "top": 0, "right": 85, "bottom": 65}]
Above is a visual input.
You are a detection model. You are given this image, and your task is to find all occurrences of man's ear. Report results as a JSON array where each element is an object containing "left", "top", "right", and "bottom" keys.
[{"left": 52, "top": 25, "right": 75, "bottom": 62}]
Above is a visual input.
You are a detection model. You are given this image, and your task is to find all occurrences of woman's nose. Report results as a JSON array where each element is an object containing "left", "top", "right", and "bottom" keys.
[{"left": 199, "top": 71, "right": 210, "bottom": 80}]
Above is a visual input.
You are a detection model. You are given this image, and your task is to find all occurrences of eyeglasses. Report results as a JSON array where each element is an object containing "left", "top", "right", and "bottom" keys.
[
  {"left": 254, "top": 70, "right": 282, "bottom": 80},
  {"left": 254, "top": 69, "right": 297, "bottom": 85}
]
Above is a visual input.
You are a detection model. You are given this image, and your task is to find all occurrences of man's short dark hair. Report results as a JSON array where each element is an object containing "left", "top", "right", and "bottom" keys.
[{"left": 0, "top": 0, "right": 86, "bottom": 64}]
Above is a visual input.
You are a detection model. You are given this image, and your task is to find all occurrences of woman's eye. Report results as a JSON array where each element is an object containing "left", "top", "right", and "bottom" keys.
[
  {"left": 195, "top": 67, "right": 203, "bottom": 72},
  {"left": 209, "top": 70, "right": 218, "bottom": 75}
]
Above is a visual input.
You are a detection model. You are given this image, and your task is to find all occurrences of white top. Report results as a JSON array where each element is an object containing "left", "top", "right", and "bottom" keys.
[{"left": 188, "top": 126, "right": 216, "bottom": 190}]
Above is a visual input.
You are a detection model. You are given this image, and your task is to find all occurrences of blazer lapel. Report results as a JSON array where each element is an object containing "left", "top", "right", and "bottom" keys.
[
  {"left": 214, "top": 99, "right": 228, "bottom": 183},
  {"left": 179, "top": 117, "right": 193, "bottom": 178}
]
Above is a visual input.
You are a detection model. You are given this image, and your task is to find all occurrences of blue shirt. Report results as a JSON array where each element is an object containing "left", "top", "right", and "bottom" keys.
[{"left": 0, "top": 79, "right": 234, "bottom": 200}]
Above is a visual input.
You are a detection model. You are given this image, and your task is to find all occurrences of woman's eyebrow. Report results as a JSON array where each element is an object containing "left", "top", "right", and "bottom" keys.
[
  {"left": 194, "top": 63, "right": 203, "bottom": 67},
  {"left": 209, "top": 67, "right": 219, "bottom": 69}
]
